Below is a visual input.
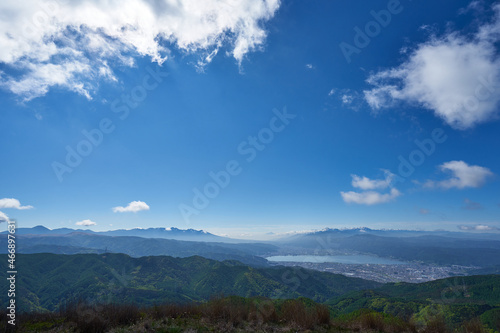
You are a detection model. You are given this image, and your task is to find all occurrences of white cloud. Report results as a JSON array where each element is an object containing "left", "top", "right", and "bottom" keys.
[
  {"left": 0, "top": 0, "right": 280, "bottom": 100},
  {"left": 334, "top": 88, "right": 362, "bottom": 111},
  {"left": 459, "top": 1, "right": 481, "bottom": 15},
  {"left": 341, "top": 94, "right": 354, "bottom": 105},
  {"left": 342, "top": 170, "right": 401, "bottom": 205},
  {"left": 76, "top": 219, "right": 97, "bottom": 226},
  {"left": 458, "top": 224, "right": 499, "bottom": 231},
  {"left": 328, "top": 88, "right": 336, "bottom": 96},
  {"left": 0, "top": 198, "right": 33, "bottom": 210},
  {"left": 341, "top": 188, "right": 401, "bottom": 205},
  {"left": 424, "top": 161, "right": 493, "bottom": 189},
  {"left": 364, "top": 4, "right": 500, "bottom": 129},
  {"left": 305, "top": 63, "right": 314, "bottom": 69},
  {"left": 351, "top": 170, "right": 395, "bottom": 190},
  {"left": 113, "top": 200, "right": 150, "bottom": 213},
  {"left": 0, "top": 211, "right": 9, "bottom": 223}
]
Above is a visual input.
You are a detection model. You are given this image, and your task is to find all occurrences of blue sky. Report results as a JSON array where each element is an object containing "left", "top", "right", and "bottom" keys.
[{"left": 1, "top": 0, "right": 499, "bottom": 238}]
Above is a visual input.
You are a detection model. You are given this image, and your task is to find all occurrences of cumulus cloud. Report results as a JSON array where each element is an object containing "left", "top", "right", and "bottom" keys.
[
  {"left": 423, "top": 161, "right": 494, "bottom": 189},
  {"left": 0, "top": 198, "right": 33, "bottom": 210},
  {"left": 351, "top": 170, "right": 395, "bottom": 190},
  {"left": 0, "top": 211, "right": 9, "bottom": 223},
  {"left": 458, "top": 224, "right": 499, "bottom": 231},
  {"left": 75, "top": 219, "right": 97, "bottom": 226},
  {"left": 364, "top": 3, "right": 500, "bottom": 129},
  {"left": 0, "top": 0, "right": 280, "bottom": 100},
  {"left": 342, "top": 170, "right": 401, "bottom": 205},
  {"left": 341, "top": 188, "right": 401, "bottom": 205},
  {"left": 113, "top": 200, "right": 150, "bottom": 213}
]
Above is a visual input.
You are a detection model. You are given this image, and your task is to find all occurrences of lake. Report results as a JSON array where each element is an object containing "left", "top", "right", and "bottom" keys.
[{"left": 266, "top": 255, "right": 406, "bottom": 265}]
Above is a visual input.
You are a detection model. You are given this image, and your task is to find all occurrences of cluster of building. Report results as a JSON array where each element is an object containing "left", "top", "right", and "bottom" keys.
[{"left": 269, "top": 261, "right": 475, "bottom": 283}]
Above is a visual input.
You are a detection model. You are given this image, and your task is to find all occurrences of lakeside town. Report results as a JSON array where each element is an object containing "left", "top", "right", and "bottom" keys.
[{"left": 268, "top": 260, "right": 477, "bottom": 283}]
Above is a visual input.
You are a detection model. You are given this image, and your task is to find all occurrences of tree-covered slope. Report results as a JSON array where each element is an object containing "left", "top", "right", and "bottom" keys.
[
  {"left": 327, "top": 275, "right": 500, "bottom": 329},
  {"left": 0, "top": 253, "right": 381, "bottom": 312}
]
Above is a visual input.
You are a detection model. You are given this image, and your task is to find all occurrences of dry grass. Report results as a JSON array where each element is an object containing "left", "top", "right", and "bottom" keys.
[
  {"left": 1, "top": 297, "right": 491, "bottom": 333},
  {"left": 333, "top": 309, "right": 417, "bottom": 333}
]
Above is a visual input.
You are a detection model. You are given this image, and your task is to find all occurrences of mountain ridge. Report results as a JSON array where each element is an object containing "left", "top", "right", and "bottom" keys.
[
  {"left": 0, "top": 225, "right": 238, "bottom": 242},
  {"left": 0, "top": 252, "right": 382, "bottom": 312}
]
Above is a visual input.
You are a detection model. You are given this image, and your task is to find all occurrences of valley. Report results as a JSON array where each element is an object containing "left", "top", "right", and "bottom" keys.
[
  {"left": 1, "top": 226, "right": 500, "bottom": 331},
  {"left": 267, "top": 260, "right": 475, "bottom": 283}
]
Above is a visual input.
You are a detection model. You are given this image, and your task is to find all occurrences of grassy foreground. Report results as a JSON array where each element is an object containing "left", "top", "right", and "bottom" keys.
[{"left": 1, "top": 296, "right": 497, "bottom": 333}]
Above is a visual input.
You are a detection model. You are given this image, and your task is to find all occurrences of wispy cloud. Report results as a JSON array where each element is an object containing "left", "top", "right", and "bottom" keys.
[
  {"left": 364, "top": 3, "right": 500, "bottom": 129},
  {"left": 0, "top": 0, "right": 280, "bottom": 100},
  {"left": 328, "top": 88, "right": 362, "bottom": 111},
  {"left": 419, "top": 208, "right": 430, "bottom": 215},
  {"left": 341, "top": 94, "right": 354, "bottom": 105},
  {"left": 113, "top": 200, "right": 150, "bottom": 213},
  {"left": 462, "top": 198, "right": 483, "bottom": 210},
  {"left": 422, "top": 161, "right": 493, "bottom": 189},
  {"left": 458, "top": 224, "right": 499, "bottom": 231},
  {"left": 76, "top": 219, "right": 97, "bottom": 226},
  {"left": 0, "top": 198, "right": 33, "bottom": 210},
  {"left": 0, "top": 211, "right": 9, "bottom": 223},
  {"left": 459, "top": 1, "right": 482, "bottom": 15}
]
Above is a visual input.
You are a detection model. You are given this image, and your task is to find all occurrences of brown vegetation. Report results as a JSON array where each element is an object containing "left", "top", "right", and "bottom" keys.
[{"left": 0, "top": 296, "right": 492, "bottom": 333}]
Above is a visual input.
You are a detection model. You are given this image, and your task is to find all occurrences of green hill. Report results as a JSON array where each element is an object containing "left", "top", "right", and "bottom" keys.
[
  {"left": 327, "top": 274, "right": 500, "bottom": 330},
  {"left": 0, "top": 253, "right": 380, "bottom": 313},
  {"left": 2, "top": 253, "right": 500, "bottom": 332}
]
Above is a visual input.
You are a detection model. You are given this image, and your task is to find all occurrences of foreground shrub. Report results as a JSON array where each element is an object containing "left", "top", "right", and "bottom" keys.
[
  {"left": 278, "top": 298, "right": 330, "bottom": 329},
  {"left": 422, "top": 315, "right": 449, "bottom": 333},
  {"left": 334, "top": 309, "right": 417, "bottom": 333},
  {"left": 9, "top": 296, "right": 492, "bottom": 333},
  {"left": 59, "top": 300, "right": 141, "bottom": 333},
  {"left": 460, "top": 318, "right": 487, "bottom": 333}
]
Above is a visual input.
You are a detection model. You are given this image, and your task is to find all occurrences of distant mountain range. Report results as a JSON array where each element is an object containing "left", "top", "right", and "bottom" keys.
[
  {"left": 4, "top": 225, "right": 500, "bottom": 268},
  {"left": 1, "top": 225, "right": 234, "bottom": 242},
  {"left": 0, "top": 232, "right": 276, "bottom": 267},
  {"left": 278, "top": 227, "right": 500, "bottom": 242},
  {"left": 6, "top": 225, "right": 500, "bottom": 242}
]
